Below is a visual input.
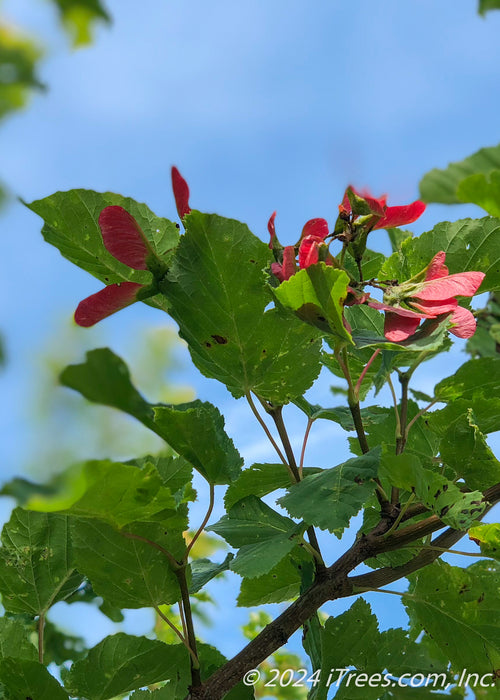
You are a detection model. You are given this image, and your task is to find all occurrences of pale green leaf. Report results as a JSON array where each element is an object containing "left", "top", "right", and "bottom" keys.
[{"left": 0, "top": 508, "right": 83, "bottom": 615}]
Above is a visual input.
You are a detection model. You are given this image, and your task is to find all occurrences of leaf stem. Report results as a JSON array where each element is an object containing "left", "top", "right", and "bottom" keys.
[
  {"left": 337, "top": 348, "right": 391, "bottom": 512},
  {"left": 154, "top": 604, "right": 192, "bottom": 651},
  {"left": 405, "top": 398, "right": 440, "bottom": 436},
  {"left": 386, "top": 374, "right": 402, "bottom": 437},
  {"left": 184, "top": 483, "right": 215, "bottom": 563},
  {"left": 354, "top": 348, "right": 381, "bottom": 400},
  {"left": 245, "top": 391, "right": 288, "bottom": 467},
  {"left": 383, "top": 493, "right": 416, "bottom": 538},
  {"left": 38, "top": 613, "right": 45, "bottom": 664},
  {"left": 299, "top": 418, "right": 314, "bottom": 479}
]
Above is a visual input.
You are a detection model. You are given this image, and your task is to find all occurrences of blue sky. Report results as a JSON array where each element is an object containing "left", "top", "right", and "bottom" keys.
[{"left": 1, "top": 0, "right": 500, "bottom": 683}]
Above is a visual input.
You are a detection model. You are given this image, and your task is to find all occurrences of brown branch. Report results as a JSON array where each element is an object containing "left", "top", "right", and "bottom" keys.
[
  {"left": 267, "top": 405, "right": 326, "bottom": 569},
  {"left": 187, "top": 482, "right": 500, "bottom": 700}
]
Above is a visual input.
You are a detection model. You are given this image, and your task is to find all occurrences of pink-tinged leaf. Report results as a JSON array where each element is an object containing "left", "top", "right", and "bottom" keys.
[
  {"left": 301, "top": 218, "right": 329, "bottom": 241},
  {"left": 281, "top": 246, "right": 297, "bottom": 280},
  {"left": 425, "top": 251, "right": 449, "bottom": 281},
  {"left": 171, "top": 166, "right": 191, "bottom": 219},
  {"left": 268, "top": 211, "right": 277, "bottom": 249},
  {"left": 99, "top": 206, "right": 150, "bottom": 270},
  {"left": 74, "top": 282, "right": 144, "bottom": 327},
  {"left": 270, "top": 262, "right": 284, "bottom": 281},
  {"left": 373, "top": 200, "right": 426, "bottom": 230},
  {"left": 448, "top": 305, "right": 477, "bottom": 339},
  {"left": 340, "top": 188, "right": 352, "bottom": 215},
  {"left": 409, "top": 298, "right": 458, "bottom": 316},
  {"left": 298, "top": 235, "right": 320, "bottom": 268},
  {"left": 368, "top": 299, "right": 426, "bottom": 319},
  {"left": 417, "top": 271, "right": 485, "bottom": 301},
  {"left": 384, "top": 312, "right": 421, "bottom": 342}
]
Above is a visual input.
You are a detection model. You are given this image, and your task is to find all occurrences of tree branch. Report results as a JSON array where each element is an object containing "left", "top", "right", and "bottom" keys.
[{"left": 187, "top": 482, "right": 500, "bottom": 700}]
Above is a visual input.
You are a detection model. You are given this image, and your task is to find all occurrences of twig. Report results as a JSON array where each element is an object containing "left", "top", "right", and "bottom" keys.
[
  {"left": 184, "top": 483, "right": 215, "bottom": 562},
  {"left": 268, "top": 405, "right": 326, "bottom": 569},
  {"left": 176, "top": 566, "right": 201, "bottom": 685},
  {"left": 245, "top": 391, "right": 288, "bottom": 467}
]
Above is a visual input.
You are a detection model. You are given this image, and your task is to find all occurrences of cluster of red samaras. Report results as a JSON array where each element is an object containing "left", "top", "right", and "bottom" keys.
[
  {"left": 74, "top": 167, "right": 191, "bottom": 327},
  {"left": 270, "top": 187, "right": 484, "bottom": 341},
  {"left": 75, "top": 175, "right": 484, "bottom": 343}
]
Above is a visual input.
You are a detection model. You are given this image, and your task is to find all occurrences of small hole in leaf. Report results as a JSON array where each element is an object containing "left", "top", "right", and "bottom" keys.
[{"left": 205, "top": 342, "right": 212, "bottom": 348}]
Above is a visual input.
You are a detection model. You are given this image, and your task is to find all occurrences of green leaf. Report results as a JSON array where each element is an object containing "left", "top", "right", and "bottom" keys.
[
  {"left": 387, "top": 227, "right": 413, "bottom": 252},
  {"left": 25, "top": 459, "right": 178, "bottom": 527},
  {"left": 161, "top": 211, "right": 322, "bottom": 402},
  {"left": 61, "top": 349, "right": 243, "bottom": 485},
  {"left": 26, "top": 190, "right": 179, "bottom": 305},
  {"left": 380, "top": 217, "right": 500, "bottom": 293},
  {"left": 237, "top": 547, "right": 309, "bottom": 606},
  {"left": 456, "top": 171, "right": 500, "bottom": 216},
  {"left": 224, "top": 463, "right": 292, "bottom": 509},
  {"left": 419, "top": 143, "right": 500, "bottom": 204},
  {"left": 208, "top": 495, "right": 297, "bottom": 547},
  {"left": 479, "top": 0, "right": 500, "bottom": 14},
  {"left": 406, "top": 560, "right": 500, "bottom": 673},
  {"left": 380, "top": 452, "right": 485, "bottom": 529},
  {"left": 189, "top": 554, "right": 234, "bottom": 593},
  {"left": 343, "top": 248, "right": 386, "bottom": 281},
  {"left": 273, "top": 263, "right": 352, "bottom": 344},
  {"left": 0, "top": 508, "right": 83, "bottom": 615},
  {"left": 469, "top": 523, "right": 500, "bottom": 560},
  {"left": 51, "top": 0, "right": 111, "bottom": 47},
  {"left": 294, "top": 396, "right": 388, "bottom": 431},
  {"left": 230, "top": 524, "right": 304, "bottom": 579},
  {"left": 0, "top": 658, "right": 69, "bottom": 699},
  {"left": 435, "top": 357, "right": 500, "bottom": 401},
  {"left": 71, "top": 519, "right": 183, "bottom": 608},
  {"left": 60, "top": 347, "right": 154, "bottom": 423},
  {"left": 153, "top": 402, "right": 243, "bottom": 485},
  {"left": 135, "top": 455, "right": 193, "bottom": 498},
  {"left": 427, "top": 398, "right": 500, "bottom": 437},
  {"left": 0, "top": 618, "right": 37, "bottom": 661},
  {"left": 278, "top": 449, "right": 381, "bottom": 536},
  {"left": 313, "top": 599, "right": 446, "bottom": 700},
  {"left": 439, "top": 410, "right": 500, "bottom": 491},
  {"left": 349, "top": 402, "right": 439, "bottom": 468},
  {"left": 62, "top": 634, "right": 190, "bottom": 700}
]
